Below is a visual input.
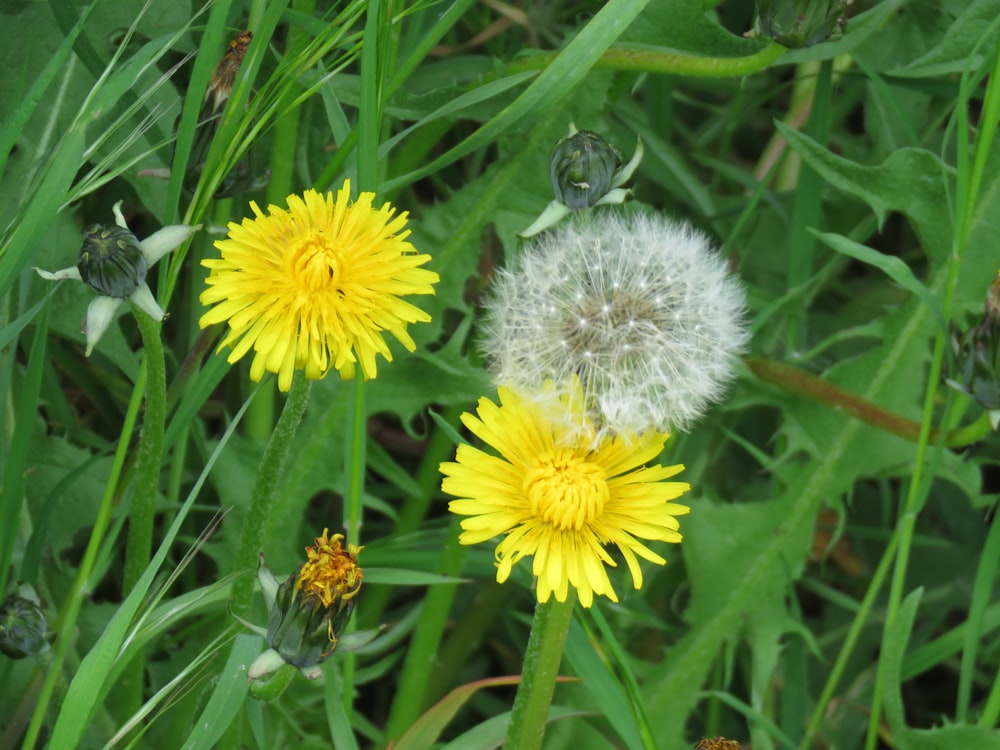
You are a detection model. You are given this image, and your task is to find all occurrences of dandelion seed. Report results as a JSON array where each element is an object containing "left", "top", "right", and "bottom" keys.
[{"left": 482, "top": 211, "right": 747, "bottom": 434}]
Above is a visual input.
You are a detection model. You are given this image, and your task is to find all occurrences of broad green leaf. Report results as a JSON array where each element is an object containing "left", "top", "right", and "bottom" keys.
[
  {"left": 776, "top": 122, "right": 953, "bottom": 262},
  {"left": 812, "top": 230, "right": 948, "bottom": 336},
  {"left": 880, "top": 588, "right": 924, "bottom": 732},
  {"left": 180, "top": 634, "right": 258, "bottom": 750},
  {"left": 892, "top": 0, "right": 1000, "bottom": 78},
  {"left": 362, "top": 567, "right": 465, "bottom": 586},
  {"left": 390, "top": 675, "right": 521, "bottom": 750}
]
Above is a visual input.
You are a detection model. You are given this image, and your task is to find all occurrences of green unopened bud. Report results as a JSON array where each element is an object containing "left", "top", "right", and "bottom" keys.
[
  {"left": 0, "top": 584, "right": 49, "bottom": 659},
  {"left": 756, "top": 0, "right": 847, "bottom": 48},
  {"left": 946, "top": 273, "right": 1000, "bottom": 422},
  {"left": 551, "top": 129, "right": 623, "bottom": 210},
  {"left": 77, "top": 224, "right": 148, "bottom": 298}
]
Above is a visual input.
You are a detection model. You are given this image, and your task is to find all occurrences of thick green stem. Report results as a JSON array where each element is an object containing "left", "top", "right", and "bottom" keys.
[
  {"left": 123, "top": 308, "right": 167, "bottom": 592},
  {"left": 745, "top": 356, "right": 990, "bottom": 448},
  {"left": 229, "top": 375, "right": 312, "bottom": 618},
  {"left": 116, "top": 306, "right": 168, "bottom": 725},
  {"left": 504, "top": 594, "right": 576, "bottom": 750},
  {"left": 507, "top": 41, "right": 785, "bottom": 78}
]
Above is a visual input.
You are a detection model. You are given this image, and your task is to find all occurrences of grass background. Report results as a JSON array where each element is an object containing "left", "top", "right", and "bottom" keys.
[{"left": 1, "top": 0, "right": 999, "bottom": 748}]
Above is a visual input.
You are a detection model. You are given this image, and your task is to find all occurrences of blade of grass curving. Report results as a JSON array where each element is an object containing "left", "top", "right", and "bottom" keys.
[
  {"left": 812, "top": 230, "right": 949, "bottom": 338},
  {"left": 0, "top": 128, "right": 84, "bottom": 297},
  {"left": 165, "top": 0, "right": 235, "bottom": 225},
  {"left": 0, "top": 295, "right": 47, "bottom": 351},
  {"left": 700, "top": 690, "right": 798, "bottom": 750},
  {"left": 108, "top": 623, "right": 239, "bottom": 748},
  {"left": 565, "top": 616, "right": 645, "bottom": 750},
  {"left": 381, "top": 0, "right": 651, "bottom": 194},
  {"left": 179, "top": 633, "right": 260, "bottom": 750},
  {"left": 46, "top": 388, "right": 259, "bottom": 749},
  {"left": 0, "top": 1, "right": 97, "bottom": 180},
  {"left": 957, "top": 515, "right": 1000, "bottom": 720},
  {"left": 0, "top": 297, "right": 49, "bottom": 599}
]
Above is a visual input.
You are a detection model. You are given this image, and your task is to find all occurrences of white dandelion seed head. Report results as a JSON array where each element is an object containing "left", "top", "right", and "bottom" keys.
[{"left": 481, "top": 211, "right": 748, "bottom": 434}]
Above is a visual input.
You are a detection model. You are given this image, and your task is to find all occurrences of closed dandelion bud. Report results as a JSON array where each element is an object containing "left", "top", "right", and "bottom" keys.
[
  {"left": 77, "top": 224, "right": 148, "bottom": 298},
  {"left": 756, "top": 0, "right": 847, "bottom": 48},
  {"left": 946, "top": 272, "right": 1000, "bottom": 420},
  {"left": 0, "top": 584, "right": 49, "bottom": 659},
  {"left": 483, "top": 211, "right": 748, "bottom": 435},
  {"left": 551, "top": 129, "right": 623, "bottom": 210},
  {"left": 246, "top": 530, "right": 370, "bottom": 681}
]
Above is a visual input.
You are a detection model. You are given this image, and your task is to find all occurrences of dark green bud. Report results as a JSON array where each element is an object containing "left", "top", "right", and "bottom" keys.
[
  {"left": 77, "top": 224, "right": 147, "bottom": 298},
  {"left": 756, "top": 0, "right": 847, "bottom": 48},
  {"left": 265, "top": 570, "right": 357, "bottom": 669},
  {"left": 550, "top": 130, "right": 623, "bottom": 210},
  {"left": 0, "top": 584, "right": 49, "bottom": 659},
  {"left": 946, "top": 274, "right": 1000, "bottom": 413}
]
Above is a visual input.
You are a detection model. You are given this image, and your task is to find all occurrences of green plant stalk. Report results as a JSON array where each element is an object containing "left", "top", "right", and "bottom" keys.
[
  {"left": 116, "top": 306, "right": 169, "bottom": 724},
  {"left": 340, "top": 0, "right": 388, "bottom": 722},
  {"left": 382, "top": 519, "right": 468, "bottom": 744},
  {"left": 785, "top": 60, "right": 831, "bottom": 352},
  {"left": 242, "top": 0, "right": 313, "bottom": 445},
  {"left": 23, "top": 363, "right": 147, "bottom": 749},
  {"left": 864, "top": 32, "right": 1000, "bottom": 750},
  {"left": 979, "top": 657, "right": 1000, "bottom": 729},
  {"left": 229, "top": 375, "right": 313, "bottom": 618},
  {"left": 0, "top": 300, "right": 49, "bottom": 600},
  {"left": 958, "top": 513, "right": 1000, "bottom": 721},
  {"left": 506, "top": 41, "right": 785, "bottom": 78},
  {"left": 745, "top": 356, "right": 990, "bottom": 447},
  {"left": 504, "top": 594, "right": 576, "bottom": 750},
  {"left": 799, "top": 528, "right": 898, "bottom": 747}
]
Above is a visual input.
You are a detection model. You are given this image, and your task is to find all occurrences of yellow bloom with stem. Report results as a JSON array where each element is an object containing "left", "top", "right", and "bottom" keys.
[
  {"left": 199, "top": 181, "right": 439, "bottom": 391},
  {"left": 440, "top": 378, "right": 691, "bottom": 607}
]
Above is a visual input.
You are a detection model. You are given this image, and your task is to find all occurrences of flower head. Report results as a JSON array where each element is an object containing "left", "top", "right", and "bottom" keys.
[
  {"left": 0, "top": 583, "right": 50, "bottom": 660},
  {"left": 755, "top": 0, "right": 848, "bottom": 48},
  {"left": 199, "top": 182, "right": 439, "bottom": 391},
  {"left": 34, "top": 202, "right": 198, "bottom": 355},
  {"left": 440, "top": 378, "right": 690, "bottom": 607},
  {"left": 245, "top": 530, "right": 375, "bottom": 681},
  {"left": 520, "top": 124, "right": 643, "bottom": 238},
  {"left": 484, "top": 211, "right": 747, "bottom": 435},
  {"left": 946, "top": 271, "right": 1000, "bottom": 428}
]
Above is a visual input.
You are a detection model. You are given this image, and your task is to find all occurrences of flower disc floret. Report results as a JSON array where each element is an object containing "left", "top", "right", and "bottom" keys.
[
  {"left": 440, "top": 378, "right": 690, "bottom": 607},
  {"left": 483, "top": 211, "right": 747, "bottom": 434},
  {"left": 199, "top": 181, "right": 439, "bottom": 391}
]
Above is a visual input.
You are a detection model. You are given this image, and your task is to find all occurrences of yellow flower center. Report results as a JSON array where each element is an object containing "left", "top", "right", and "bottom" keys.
[
  {"left": 287, "top": 230, "right": 342, "bottom": 293},
  {"left": 523, "top": 449, "right": 609, "bottom": 530}
]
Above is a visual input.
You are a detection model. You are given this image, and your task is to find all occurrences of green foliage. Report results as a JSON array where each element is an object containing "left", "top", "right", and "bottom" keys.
[{"left": 2, "top": 0, "right": 1000, "bottom": 748}]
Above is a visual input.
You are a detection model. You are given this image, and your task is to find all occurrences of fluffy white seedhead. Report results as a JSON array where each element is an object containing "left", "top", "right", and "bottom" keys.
[{"left": 482, "top": 211, "right": 748, "bottom": 435}]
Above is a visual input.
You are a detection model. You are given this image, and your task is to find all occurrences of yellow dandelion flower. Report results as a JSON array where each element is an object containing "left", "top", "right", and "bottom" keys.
[
  {"left": 440, "top": 378, "right": 690, "bottom": 607},
  {"left": 199, "top": 181, "right": 439, "bottom": 391}
]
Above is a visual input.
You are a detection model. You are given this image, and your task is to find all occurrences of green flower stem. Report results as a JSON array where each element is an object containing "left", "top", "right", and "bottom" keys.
[
  {"left": 506, "top": 41, "right": 786, "bottom": 78},
  {"left": 229, "top": 375, "right": 312, "bottom": 619},
  {"left": 115, "top": 306, "right": 168, "bottom": 725},
  {"left": 745, "top": 356, "right": 990, "bottom": 448},
  {"left": 504, "top": 593, "right": 576, "bottom": 750},
  {"left": 248, "top": 663, "right": 296, "bottom": 701},
  {"left": 23, "top": 364, "right": 147, "bottom": 749},
  {"left": 123, "top": 307, "right": 167, "bottom": 592}
]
